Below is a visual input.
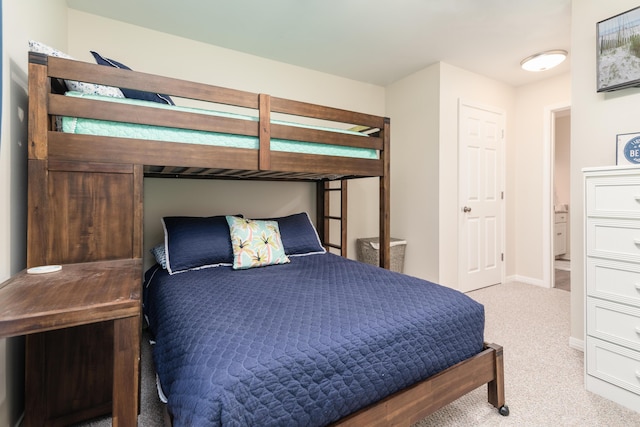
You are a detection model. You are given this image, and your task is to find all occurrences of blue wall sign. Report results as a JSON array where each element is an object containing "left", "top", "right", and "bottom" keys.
[{"left": 623, "top": 136, "right": 640, "bottom": 164}]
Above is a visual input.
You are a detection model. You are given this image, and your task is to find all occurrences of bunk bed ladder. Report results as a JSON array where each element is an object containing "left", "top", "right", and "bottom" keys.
[{"left": 317, "top": 180, "right": 348, "bottom": 257}]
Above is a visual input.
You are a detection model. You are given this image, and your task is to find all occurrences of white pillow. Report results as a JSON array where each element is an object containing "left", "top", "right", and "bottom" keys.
[{"left": 28, "top": 40, "right": 125, "bottom": 98}]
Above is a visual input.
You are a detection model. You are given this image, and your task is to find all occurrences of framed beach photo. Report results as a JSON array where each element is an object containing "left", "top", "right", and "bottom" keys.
[
  {"left": 616, "top": 132, "right": 640, "bottom": 165},
  {"left": 597, "top": 6, "right": 640, "bottom": 92}
]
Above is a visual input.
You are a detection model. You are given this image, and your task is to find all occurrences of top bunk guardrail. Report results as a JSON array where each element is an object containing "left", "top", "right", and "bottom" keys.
[{"left": 28, "top": 52, "right": 390, "bottom": 181}]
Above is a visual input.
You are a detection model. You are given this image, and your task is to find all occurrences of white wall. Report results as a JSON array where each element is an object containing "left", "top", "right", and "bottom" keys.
[
  {"left": 66, "top": 10, "right": 387, "bottom": 267},
  {"left": 385, "top": 63, "right": 441, "bottom": 282},
  {"left": 570, "top": 0, "right": 640, "bottom": 345},
  {"left": 513, "top": 73, "right": 571, "bottom": 285},
  {"left": 1, "top": 1, "right": 68, "bottom": 425}
]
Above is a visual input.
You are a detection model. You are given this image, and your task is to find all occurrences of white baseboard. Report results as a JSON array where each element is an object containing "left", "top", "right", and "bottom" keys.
[
  {"left": 569, "top": 336, "right": 584, "bottom": 352},
  {"left": 505, "top": 274, "right": 549, "bottom": 288}
]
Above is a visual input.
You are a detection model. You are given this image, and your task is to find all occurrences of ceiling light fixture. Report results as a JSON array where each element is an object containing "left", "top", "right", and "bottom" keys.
[{"left": 520, "top": 50, "right": 567, "bottom": 72}]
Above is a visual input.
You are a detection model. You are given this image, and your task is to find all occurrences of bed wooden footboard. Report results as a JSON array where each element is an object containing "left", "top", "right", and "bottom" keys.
[{"left": 333, "top": 343, "right": 508, "bottom": 426}]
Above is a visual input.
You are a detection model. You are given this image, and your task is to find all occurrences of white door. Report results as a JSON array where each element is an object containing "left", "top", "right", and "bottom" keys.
[{"left": 458, "top": 101, "right": 504, "bottom": 292}]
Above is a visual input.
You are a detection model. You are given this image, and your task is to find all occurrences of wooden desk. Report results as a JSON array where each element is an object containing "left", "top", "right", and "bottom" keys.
[{"left": 0, "top": 259, "right": 142, "bottom": 426}]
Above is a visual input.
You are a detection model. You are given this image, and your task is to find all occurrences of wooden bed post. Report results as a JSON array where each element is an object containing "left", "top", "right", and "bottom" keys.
[
  {"left": 27, "top": 53, "right": 51, "bottom": 268},
  {"left": 486, "top": 343, "right": 507, "bottom": 411},
  {"left": 316, "top": 181, "right": 325, "bottom": 245},
  {"left": 258, "top": 94, "right": 271, "bottom": 170},
  {"left": 27, "top": 53, "right": 50, "bottom": 162},
  {"left": 341, "top": 179, "right": 348, "bottom": 257},
  {"left": 379, "top": 117, "right": 391, "bottom": 269}
]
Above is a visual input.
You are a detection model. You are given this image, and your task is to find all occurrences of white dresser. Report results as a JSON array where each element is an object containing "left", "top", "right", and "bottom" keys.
[{"left": 584, "top": 166, "right": 640, "bottom": 413}]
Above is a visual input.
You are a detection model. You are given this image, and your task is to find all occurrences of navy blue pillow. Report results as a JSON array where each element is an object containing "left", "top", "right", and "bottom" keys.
[
  {"left": 261, "top": 212, "right": 326, "bottom": 256},
  {"left": 90, "top": 51, "right": 175, "bottom": 105},
  {"left": 162, "top": 215, "right": 240, "bottom": 274}
]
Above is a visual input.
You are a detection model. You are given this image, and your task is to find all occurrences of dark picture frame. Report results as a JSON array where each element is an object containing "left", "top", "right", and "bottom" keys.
[{"left": 597, "top": 6, "right": 640, "bottom": 92}]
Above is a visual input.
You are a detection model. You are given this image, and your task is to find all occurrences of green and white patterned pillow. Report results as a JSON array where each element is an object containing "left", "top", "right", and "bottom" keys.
[{"left": 226, "top": 216, "right": 290, "bottom": 270}]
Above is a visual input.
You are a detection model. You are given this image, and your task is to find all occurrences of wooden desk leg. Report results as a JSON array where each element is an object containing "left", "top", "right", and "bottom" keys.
[{"left": 113, "top": 316, "right": 141, "bottom": 427}]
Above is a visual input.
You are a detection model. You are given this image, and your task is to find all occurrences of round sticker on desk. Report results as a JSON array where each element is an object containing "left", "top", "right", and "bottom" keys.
[
  {"left": 27, "top": 265, "right": 62, "bottom": 274},
  {"left": 623, "top": 136, "right": 640, "bottom": 164}
]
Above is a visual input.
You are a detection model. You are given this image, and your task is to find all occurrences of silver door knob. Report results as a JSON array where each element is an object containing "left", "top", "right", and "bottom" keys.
[{"left": 463, "top": 206, "right": 472, "bottom": 213}]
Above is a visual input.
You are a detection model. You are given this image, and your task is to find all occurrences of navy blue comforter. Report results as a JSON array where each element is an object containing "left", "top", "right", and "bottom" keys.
[{"left": 144, "top": 253, "right": 484, "bottom": 426}]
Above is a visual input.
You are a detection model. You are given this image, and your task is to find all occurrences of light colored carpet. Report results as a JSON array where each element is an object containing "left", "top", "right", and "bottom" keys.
[
  {"left": 415, "top": 282, "right": 640, "bottom": 426},
  {"left": 77, "top": 281, "right": 640, "bottom": 426}
]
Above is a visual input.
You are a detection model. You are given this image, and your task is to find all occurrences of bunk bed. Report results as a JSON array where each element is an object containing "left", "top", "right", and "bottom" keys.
[{"left": 25, "top": 51, "right": 508, "bottom": 426}]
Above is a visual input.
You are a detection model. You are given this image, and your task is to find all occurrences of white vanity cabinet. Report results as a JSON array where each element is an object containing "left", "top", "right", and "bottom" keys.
[
  {"left": 554, "top": 212, "right": 567, "bottom": 257},
  {"left": 584, "top": 166, "right": 640, "bottom": 414}
]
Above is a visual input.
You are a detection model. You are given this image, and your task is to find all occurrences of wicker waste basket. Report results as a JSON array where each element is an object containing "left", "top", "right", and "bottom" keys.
[{"left": 356, "top": 237, "right": 407, "bottom": 273}]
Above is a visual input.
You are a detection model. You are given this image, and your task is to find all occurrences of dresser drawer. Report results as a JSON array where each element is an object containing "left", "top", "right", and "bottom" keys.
[
  {"left": 555, "top": 212, "right": 568, "bottom": 223},
  {"left": 586, "top": 258, "right": 640, "bottom": 305},
  {"left": 586, "top": 337, "right": 640, "bottom": 396},
  {"left": 586, "top": 176, "right": 640, "bottom": 218},
  {"left": 587, "top": 298, "right": 640, "bottom": 352},
  {"left": 586, "top": 219, "right": 640, "bottom": 262}
]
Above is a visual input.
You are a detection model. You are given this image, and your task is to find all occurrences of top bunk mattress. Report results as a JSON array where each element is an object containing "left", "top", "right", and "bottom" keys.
[
  {"left": 60, "top": 91, "right": 378, "bottom": 159},
  {"left": 143, "top": 252, "right": 485, "bottom": 426}
]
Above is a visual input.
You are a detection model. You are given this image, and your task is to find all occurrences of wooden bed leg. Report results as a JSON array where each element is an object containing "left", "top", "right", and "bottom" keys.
[{"left": 486, "top": 343, "right": 509, "bottom": 416}]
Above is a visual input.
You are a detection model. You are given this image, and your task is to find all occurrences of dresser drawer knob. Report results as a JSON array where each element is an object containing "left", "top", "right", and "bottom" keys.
[{"left": 635, "top": 239, "right": 640, "bottom": 246}]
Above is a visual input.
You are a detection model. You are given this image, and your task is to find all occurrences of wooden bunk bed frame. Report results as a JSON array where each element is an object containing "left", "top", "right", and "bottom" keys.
[{"left": 25, "top": 52, "right": 507, "bottom": 426}]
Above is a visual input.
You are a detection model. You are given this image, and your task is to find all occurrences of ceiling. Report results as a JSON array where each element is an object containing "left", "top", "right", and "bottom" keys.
[{"left": 65, "top": 0, "right": 572, "bottom": 87}]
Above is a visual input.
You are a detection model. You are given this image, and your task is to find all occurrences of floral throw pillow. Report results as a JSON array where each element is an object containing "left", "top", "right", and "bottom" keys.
[{"left": 226, "top": 216, "right": 290, "bottom": 270}]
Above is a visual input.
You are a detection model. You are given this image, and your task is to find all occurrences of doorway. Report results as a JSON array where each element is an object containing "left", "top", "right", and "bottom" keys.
[{"left": 544, "top": 103, "right": 571, "bottom": 290}]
